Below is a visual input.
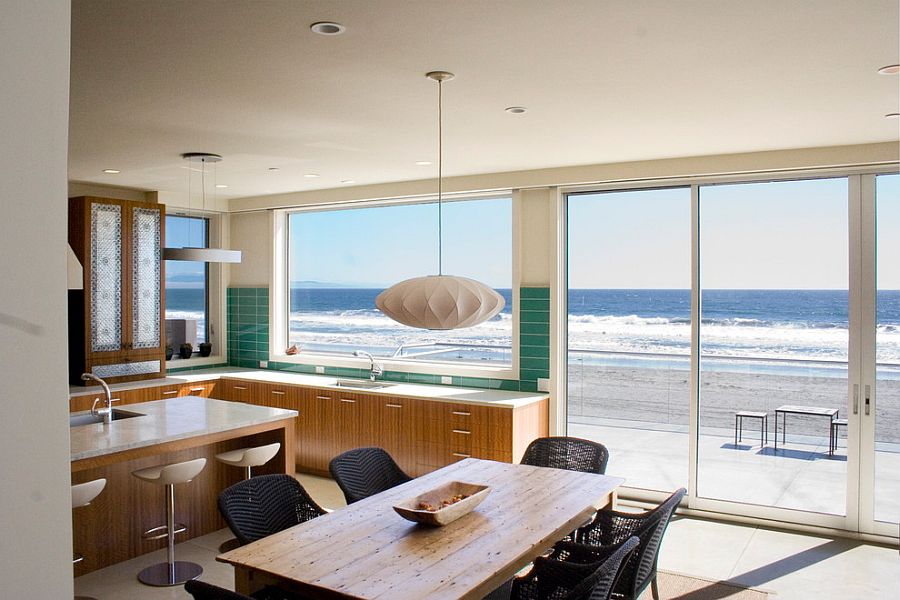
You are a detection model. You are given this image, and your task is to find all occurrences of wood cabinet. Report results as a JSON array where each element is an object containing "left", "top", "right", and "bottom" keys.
[
  {"left": 68, "top": 196, "right": 166, "bottom": 385},
  {"left": 70, "top": 376, "right": 550, "bottom": 477},
  {"left": 211, "top": 377, "right": 548, "bottom": 477}
]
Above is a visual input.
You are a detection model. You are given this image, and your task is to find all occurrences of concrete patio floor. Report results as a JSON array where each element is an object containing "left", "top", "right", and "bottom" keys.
[{"left": 569, "top": 417, "right": 900, "bottom": 522}]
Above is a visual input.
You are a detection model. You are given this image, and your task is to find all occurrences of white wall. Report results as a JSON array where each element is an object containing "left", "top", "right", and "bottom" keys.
[
  {"left": 229, "top": 211, "right": 272, "bottom": 287},
  {"left": 0, "top": 1, "right": 73, "bottom": 596}
]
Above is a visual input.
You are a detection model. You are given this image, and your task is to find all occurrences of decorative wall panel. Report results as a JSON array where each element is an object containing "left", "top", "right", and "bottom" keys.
[
  {"left": 90, "top": 203, "right": 122, "bottom": 352},
  {"left": 131, "top": 207, "right": 161, "bottom": 348}
]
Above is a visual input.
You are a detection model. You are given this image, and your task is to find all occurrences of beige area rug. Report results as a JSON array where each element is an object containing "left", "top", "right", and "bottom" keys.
[{"left": 637, "top": 571, "right": 772, "bottom": 599}]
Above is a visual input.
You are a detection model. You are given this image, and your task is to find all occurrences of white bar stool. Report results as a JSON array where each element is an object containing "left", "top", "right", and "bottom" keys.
[
  {"left": 72, "top": 478, "right": 106, "bottom": 600},
  {"left": 215, "top": 442, "right": 281, "bottom": 480},
  {"left": 132, "top": 457, "right": 206, "bottom": 586}
]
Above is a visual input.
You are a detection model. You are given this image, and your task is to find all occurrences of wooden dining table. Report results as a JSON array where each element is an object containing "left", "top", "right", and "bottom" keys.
[{"left": 218, "top": 457, "right": 624, "bottom": 600}]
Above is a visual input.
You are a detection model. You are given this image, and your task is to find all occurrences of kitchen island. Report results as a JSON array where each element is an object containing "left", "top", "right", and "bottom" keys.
[{"left": 71, "top": 396, "right": 296, "bottom": 574}]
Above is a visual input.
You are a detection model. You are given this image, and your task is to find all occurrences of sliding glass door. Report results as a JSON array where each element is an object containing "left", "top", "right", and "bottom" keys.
[
  {"left": 869, "top": 173, "right": 900, "bottom": 533},
  {"left": 566, "top": 187, "right": 690, "bottom": 494},
  {"left": 565, "top": 169, "right": 899, "bottom": 532},
  {"left": 696, "top": 178, "right": 850, "bottom": 517}
]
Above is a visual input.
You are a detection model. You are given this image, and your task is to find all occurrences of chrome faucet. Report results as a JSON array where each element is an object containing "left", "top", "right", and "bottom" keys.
[
  {"left": 353, "top": 351, "right": 383, "bottom": 381},
  {"left": 81, "top": 373, "right": 115, "bottom": 424}
]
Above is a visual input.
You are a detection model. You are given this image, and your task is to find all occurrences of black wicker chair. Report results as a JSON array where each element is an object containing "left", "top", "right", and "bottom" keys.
[
  {"left": 185, "top": 580, "right": 254, "bottom": 600},
  {"left": 217, "top": 474, "right": 327, "bottom": 546},
  {"left": 184, "top": 579, "right": 310, "bottom": 600},
  {"left": 510, "top": 536, "right": 640, "bottom": 600},
  {"left": 329, "top": 447, "right": 412, "bottom": 504},
  {"left": 520, "top": 437, "right": 610, "bottom": 474},
  {"left": 566, "top": 487, "right": 686, "bottom": 600}
]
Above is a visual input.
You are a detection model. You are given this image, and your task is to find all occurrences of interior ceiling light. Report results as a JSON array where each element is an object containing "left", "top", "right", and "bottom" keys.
[
  {"left": 877, "top": 64, "right": 899, "bottom": 74},
  {"left": 304, "top": 173, "right": 320, "bottom": 178},
  {"left": 415, "top": 161, "right": 433, "bottom": 166},
  {"left": 102, "top": 169, "right": 120, "bottom": 174},
  {"left": 163, "top": 153, "right": 241, "bottom": 264},
  {"left": 310, "top": 21, "right": 346, "bottom": 35},
  {"left": 268, "top": 167, "right": 280, "bottom": 171},
  {"left": 886, "top": 113, "right": 900, "bottom": 119},
  {"left": 505, "top": 106, "right": 527, "bottom": 114},
  {"left": 215, "top": 184, "right": 228, "bottom": 188},
  {"left": 376, "top": 71, "right": 505, "bottom": 331}
]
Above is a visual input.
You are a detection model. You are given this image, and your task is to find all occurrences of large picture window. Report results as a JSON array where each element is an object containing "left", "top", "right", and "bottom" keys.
[
  {"left": 164, "top": 215, "right": 209, "bottom": 350},
  {"left": 286, "top": 197, "right": 512, "bottom": 366}
]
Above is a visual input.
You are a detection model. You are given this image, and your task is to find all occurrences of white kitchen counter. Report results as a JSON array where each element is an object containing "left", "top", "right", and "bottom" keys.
[
  {"left": 70, "top": 395, "right": 297, "bottom": 461},
  {"left": 70, "top": 367, "right": 548, "bottom": 409}
]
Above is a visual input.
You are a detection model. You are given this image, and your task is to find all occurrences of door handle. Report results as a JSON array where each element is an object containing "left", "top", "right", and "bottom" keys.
[
  {"left": 864, "top": 384, "right": 871, "bottom": 416},
  {"left": 853, "top": 384, "right": 859, "bottom": 415}
]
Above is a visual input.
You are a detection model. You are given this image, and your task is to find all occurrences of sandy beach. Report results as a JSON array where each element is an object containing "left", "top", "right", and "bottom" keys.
[{"left": 567, "top": 363, "right": 900, "bottom": 444}]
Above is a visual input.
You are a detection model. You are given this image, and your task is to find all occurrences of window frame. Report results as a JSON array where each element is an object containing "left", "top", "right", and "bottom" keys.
[
  {"left": 270, "top": 193, "right": 520, "bottom": 379},
  {"left": 164, "top": 210, "right": 226, "bottom": 366}
]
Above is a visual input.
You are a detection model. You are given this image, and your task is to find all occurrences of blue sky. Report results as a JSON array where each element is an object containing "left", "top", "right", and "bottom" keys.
[
  {"left": 569, "top": 174, "right": 899, "bottom": 290},
  {"left": 288, "top": 198, "right": 512, "bottom": 288}
]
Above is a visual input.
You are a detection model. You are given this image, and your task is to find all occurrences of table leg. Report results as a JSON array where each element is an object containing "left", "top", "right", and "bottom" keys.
[
  {"left": 734, "top": 415, "right": 738, "bottom": 447},
  {"left": 760, "top": 416, "right": 764, "bottom": 448},
  {"left": 775, "top": 412, "right": 779, "bottom": 450}
]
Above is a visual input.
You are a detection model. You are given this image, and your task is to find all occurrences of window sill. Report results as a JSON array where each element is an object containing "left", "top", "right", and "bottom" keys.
[
  {"left": 165, "top": 355, "right": 226, "bottom": 370},
  {"left": 270, "top": 351, "right": 518, "bottom": 380}
]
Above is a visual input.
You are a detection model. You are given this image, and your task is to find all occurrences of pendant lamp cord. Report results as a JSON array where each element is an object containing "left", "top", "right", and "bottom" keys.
[{"left": 437, "top": 77, "right": 443, "bottom": 276}]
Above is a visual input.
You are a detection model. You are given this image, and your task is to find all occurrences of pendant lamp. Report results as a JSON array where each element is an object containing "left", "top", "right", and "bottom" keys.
[
  {"left": 163, "top": 153, "right": 242, "bottom": 263},
  {"left": 376, "top": 72, "right": 505, "bottom": 330}
]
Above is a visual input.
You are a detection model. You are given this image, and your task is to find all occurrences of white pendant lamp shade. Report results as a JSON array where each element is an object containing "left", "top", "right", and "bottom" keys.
[
  {"left": 376, "top": 275, "right": 505, "bottom": 330},
  {"left": 376, "top": 71, "right": 505, "bottom": 331}
]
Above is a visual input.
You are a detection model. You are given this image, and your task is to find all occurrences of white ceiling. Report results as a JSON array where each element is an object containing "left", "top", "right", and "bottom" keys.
[{"left": 69, "top": 0, "right": 899, "bottom": 201}]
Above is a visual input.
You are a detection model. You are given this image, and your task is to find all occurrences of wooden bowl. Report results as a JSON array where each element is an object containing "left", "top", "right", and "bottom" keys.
[{"left": 393, "top": 481, "right": 491, "bottom": 526}]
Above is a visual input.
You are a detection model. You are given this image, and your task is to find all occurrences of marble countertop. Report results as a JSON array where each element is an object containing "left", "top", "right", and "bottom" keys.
[
  {"left": 70, "top": 396, "right": 297, "bottom": 462},
  {"left": 70, "top": 367, "right": 549, "bottom": 409}
]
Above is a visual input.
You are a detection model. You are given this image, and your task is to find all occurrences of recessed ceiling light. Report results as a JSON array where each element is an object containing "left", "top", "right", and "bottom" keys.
[
  {"left": 877, "top": 64, "right": 899, "bottom": 75},
  {"left": 304, "top": 173, "right": 320, "bottom": 178},
  {"left": 102, "top": 169, "right": 120, "bottom": 174},
  {"left": 505, "top": 106, "right": 527, "bottom": 114},
  {"left": 310, "top": 22, "right": 346, "bottom": 35},
  {"left": 415, "top": 161, "right": 432, "bottom": 166},
  {"left": 886, "top": 113, "right": 900, "bottom": 119},
  {"left": 215, "top": 184, "right": 228, "bottom": 188},
  {"left": 268, "top": 167, "right": 280, "bottom": 172},
  {"left": 340, "top": 179, "right": 355, "bottom": 184}
]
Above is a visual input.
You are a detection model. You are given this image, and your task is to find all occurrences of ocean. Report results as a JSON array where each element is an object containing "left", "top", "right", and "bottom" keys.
[{"left": 169, "top": 287, "right": 900, "bottom": 370}]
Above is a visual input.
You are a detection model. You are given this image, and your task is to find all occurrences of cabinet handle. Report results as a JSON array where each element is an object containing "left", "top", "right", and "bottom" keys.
[
  {"left": 452, "top": 411, "right": 471, "bottom": 416},
  {"left": 271, "top": 390, "right": 286, "bottom": 396},
  {"left": 189, "top": 387, "right": 205, "bottom": 392},
  {"left": 452, "top": 429, "right": 471, "bottom": 435},
  {"left": 452, "top": 452, "right": 471, "bottom": 458},
  {"left": 162, "top": 390, "right": 177, "bottom": 396},
  {"left": 340, "top": 398, "right": 356, "bottom": 403},
  {"left": 234, "top": 386, "right": 248, "bottom": 391},
  {"left": 385, "top": 403, "right": 403, "bottom": 409},
  {"left": 316, "top": 395, "right": 331, "bottom": 400},
  {"left": 865, "top": 384, "right": 871, "bottom": 416}
]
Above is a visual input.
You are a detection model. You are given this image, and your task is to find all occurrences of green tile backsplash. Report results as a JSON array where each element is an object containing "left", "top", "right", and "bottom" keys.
[{"left": 227, "top": 286, "right": 551, "bottom": 392}]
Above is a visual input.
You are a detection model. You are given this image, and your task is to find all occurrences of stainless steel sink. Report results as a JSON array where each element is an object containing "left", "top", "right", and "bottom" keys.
[
  {"left": 333, "top": 379, "right": 395, "bottom": 390},
  {"left": 69, "top": 408, "right": 144, "bottom": 427}
]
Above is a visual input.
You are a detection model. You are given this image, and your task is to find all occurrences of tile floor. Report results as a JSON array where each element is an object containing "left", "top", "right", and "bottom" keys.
[{"left": 74, "top": 474, "right": 900, "bottom": 600}]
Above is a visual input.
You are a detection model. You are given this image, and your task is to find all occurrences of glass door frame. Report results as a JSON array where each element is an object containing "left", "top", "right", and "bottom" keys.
[{"left": 558, "top": 165, "right": 899, "bottom": 535}]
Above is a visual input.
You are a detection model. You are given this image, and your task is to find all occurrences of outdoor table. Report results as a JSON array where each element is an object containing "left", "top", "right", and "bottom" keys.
[
  {"left": 219, "top": 458, "right": 623, "bottom": 599},
  {"left": 774, "top": 405, "right": 839, "bottom": 451}
]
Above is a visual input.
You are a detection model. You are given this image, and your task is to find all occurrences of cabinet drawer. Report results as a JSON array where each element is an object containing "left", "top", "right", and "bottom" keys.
[{"left": 179, "top": 382, "right": 216, "bottom": 398}]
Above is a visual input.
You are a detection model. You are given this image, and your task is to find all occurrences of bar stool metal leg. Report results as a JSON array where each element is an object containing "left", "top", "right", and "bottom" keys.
[{"left": 137, "top": 483, "right": 203, "bottom": 586}]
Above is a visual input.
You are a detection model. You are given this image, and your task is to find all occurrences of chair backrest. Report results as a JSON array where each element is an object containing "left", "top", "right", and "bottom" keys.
[
  {"left": 521, "top": 436, "right": 610, "bottom": 474},
  {"left": 329, "top": 447, "right": 412, "bottom": 504},
  {"left": 578, "top": 536, "right": 640, "bottom": 600},
  {"left": 184, "top": 580, "right": 254, "bottom": 600},
  {"left": 217, "top": 474, "right": 326, "bottom": 545},
  {"left": 618, "top": 487, "right": 686, "bottom": 599}
]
